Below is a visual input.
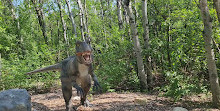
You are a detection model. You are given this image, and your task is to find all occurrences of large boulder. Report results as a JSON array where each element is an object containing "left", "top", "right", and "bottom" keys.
[{"left": 0, "top": 89, "right": 31, "bottom": 111}]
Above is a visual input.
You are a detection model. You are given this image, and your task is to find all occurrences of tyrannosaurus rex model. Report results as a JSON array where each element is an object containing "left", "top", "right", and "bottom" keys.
[{"left": 27, "top": 38, "right": 101, "bottom": 110}]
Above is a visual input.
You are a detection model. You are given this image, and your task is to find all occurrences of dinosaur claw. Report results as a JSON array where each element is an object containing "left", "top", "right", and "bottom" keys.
[
  {"left": 93, "top": 81, "right": 102, "bottom": 93},
  {"left": 76, "top": 87, "right": 84, "bottom": 98}
]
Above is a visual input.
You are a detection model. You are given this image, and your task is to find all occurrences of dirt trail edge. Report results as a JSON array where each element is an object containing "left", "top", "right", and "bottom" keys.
[{"left": 30, "top": 89, "right": 218, "bottom": 111}]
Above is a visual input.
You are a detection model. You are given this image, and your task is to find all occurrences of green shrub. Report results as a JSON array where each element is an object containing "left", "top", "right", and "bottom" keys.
[{"left": 162, "top": 71, "right": 208, "bottom": 101}]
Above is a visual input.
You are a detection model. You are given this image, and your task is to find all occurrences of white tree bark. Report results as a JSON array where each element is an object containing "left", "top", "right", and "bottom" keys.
[
  {"left": 77, "top": 0, "right": 89, "bottom": 40},
  {"left": 200, "top": 0, "right": 220, "bottom": 107},
  {"left": 57, "top": 0, "right": 69, "bottom": 46},
  {"left": 124, "top": 0, "right": 148, "bottom": 90},
  {"left": 83, "top": 0, "right": 90, "bottom": 38},
  {"left": 31, "top": 0, "right": 48, "bottom": 44},
  {"left": 141, "top": 0, "right": 152, "bottom": 88},
  {"left": 65, "top": 0, "right": 77, "bottom": 37},
  {"left": 122, "top": 1, "right": 130, "bottom": 40},
  {"left": 117, "top": 0, "right": 123, "bottom": 29},
  {"left": 142, "top": 0, "right": 149, "bottom": 48}
]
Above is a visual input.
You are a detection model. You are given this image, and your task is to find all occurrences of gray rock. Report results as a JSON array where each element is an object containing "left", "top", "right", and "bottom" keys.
[
  {"left": 173, "top": 107, "right": 188, "bottom": 111},
  {"left": 0, "top": 89, "right": 31, "bottom": 111}
]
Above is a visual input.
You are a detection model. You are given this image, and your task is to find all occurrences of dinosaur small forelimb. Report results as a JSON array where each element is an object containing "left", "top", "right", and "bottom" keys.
[
  {"left": 73, "top": 83, "right": 84, "bottom": 98},
  {"left": 92, "top": 75, "right": 102, "bottom": 93}
]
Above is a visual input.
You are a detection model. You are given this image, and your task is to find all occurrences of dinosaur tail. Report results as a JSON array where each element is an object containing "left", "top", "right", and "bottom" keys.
[{"left": 26, "top": 63, "right": 61, "bottom": 75}]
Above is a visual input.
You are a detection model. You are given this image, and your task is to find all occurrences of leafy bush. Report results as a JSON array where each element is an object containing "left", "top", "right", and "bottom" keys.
[
  {"left": 0, "top": 48, "right": 60, "bottom": 91},
  {"left": 162, "top": 71, "right": 208, "bottom": 101}
]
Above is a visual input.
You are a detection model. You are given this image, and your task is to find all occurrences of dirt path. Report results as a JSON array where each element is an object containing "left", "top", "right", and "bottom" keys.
[{"left": 31, "top": 89, "right": 219, "bottom": 111}]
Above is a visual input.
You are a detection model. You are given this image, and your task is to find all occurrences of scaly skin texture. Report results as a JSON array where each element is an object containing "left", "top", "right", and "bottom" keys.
[{"left": 27, "top": 38, "right": 101, "bottom": 110}]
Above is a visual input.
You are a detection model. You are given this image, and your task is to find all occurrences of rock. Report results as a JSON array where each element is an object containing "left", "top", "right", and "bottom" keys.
[
  {"left": 173, "top": 107, "right": 188, "bottom": 111},
  {"left": 73, "top": 96, "right": 80, "bottom": 100},
  {"left": 0, "top": 89, "right": 31, "bottom": 111},
  {"left": 134, "top": 98, "right": 148, "bottom": 105}
]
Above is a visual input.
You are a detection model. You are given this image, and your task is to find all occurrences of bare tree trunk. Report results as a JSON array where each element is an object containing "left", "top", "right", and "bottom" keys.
[
  {"left": 77, "top": 0, "right": 85, "bottom": 40},
  {"left": 213, "top": 0, "right": 220, "bottom": 23},
  {"left": 77, "top": 0, "right": 89, "bottom": 40},
  {"left": 83, "top": 0, "right": 90, "bottom": 38},
  {"left": 65, "top": 0, "right": 77, "bottom": 37},
  {"left": 142, "top": 0, "right": 149, "bottom": 48},
  {"left": 99, "top": 0, "right": 107, "bottom": 45},
  {"left": 31, "top": 0, "right": 48, "bottom": 44},
  {"left": 200, "top": 0, "right": 220, "bottom": 107},
  {"left": 124, "top": 0, "right": 148, "bottom": 91},
  {"left": 123, "top": 3, "right": 129, "bottom": 25},
  {"left": 122, "top": 1, "right": 130, "bottom": 40},
  {"left": 57, "top": 0, "right": 69, "bottom": 46},
  {"left": 117, "top": 0, "right": 123, "bottom": 29},
  {"left": 133, "top": 0, "right": 139, "bottom": 20},
  {"left": 141, "top": 0, "right": 153, "bottom": 89}
]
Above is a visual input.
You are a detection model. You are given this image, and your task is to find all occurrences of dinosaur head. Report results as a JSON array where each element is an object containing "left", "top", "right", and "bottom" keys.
[{"left": 76, "top": 38, "right": 93, "bottom": 65}]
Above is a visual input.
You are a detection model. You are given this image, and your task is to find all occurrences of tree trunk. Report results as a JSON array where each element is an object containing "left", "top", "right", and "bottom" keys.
[
  {"left": 141, "top": 0, "right": 149, "bottom": 49},
  {"left": 124, "top": 0, "right": 148, "bottom": 91},
  {"left": 83, "top": 0, "right": 90, "bottom": 38},
  {"left": 77, "top": 0, "right": 89, "bottom": 40},
  {"left": 65, "top": 0, "right": 77, "bottom": 37},
  {"left": 200, "top": 0, "right": 220, "bottom": 107},
  {"left": 117, "top": 0, "right": 123, "bottom": 29},
  {"left": 77, "top": 0, "right": 85, "bottom": 40},
  {"left": 133, "top": 0, "right": 139, "bottom": 21},
  {"left": 213, "top": 0, "right": 220, "bottom": 23},
  {"left": 141, "top": 0, "right": 153, "bottom": 89},
  {"left": 122, "top": 1, "right": 130, "bottom": 40},
  {"left": 31, "top": 0, "right": 48, "bottom": 44},
  {"left": 57, "top": 0, "right": 69, "bottom": 46}
]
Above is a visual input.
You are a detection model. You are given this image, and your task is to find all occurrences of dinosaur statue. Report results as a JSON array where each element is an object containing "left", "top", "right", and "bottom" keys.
[{"left": 27, "top": 38, "right": 101, "bottom": 110}]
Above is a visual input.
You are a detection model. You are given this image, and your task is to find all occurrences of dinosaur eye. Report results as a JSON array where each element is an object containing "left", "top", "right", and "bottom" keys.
[
  {"left": 76, "top": 40, "right": 81, "bottom": 47},
  {"left": 76, "top": 44, "right": 80, "bottom": 47}
]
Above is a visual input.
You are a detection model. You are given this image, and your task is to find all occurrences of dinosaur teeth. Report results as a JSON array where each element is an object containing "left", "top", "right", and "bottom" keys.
[
  {"left": 83, "top": 55, "right": 90, "bottom": 61},
  {"left": 82, "top": 52, "right": 91, "bottom": 64}
]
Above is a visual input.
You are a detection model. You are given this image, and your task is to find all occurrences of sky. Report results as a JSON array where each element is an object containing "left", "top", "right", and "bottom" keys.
[{"left": 12, "top": 0, "right": 23, "bottom": 7}]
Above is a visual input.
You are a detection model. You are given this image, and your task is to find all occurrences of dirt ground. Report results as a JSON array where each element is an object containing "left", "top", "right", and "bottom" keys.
[{"left": 30, "top": 89, "right": 220, "bottom": 111}]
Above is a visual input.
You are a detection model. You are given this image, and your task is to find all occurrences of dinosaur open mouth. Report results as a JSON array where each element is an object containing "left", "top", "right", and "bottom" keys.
[
  {"left": 76, "top": 51, "right": 92, "bottom": 64},
  {"left": 82, "top": 52, "right": 92, "bottom": 64}
]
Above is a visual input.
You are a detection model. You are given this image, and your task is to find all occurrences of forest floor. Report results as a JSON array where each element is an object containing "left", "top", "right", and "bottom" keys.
[{"left": 30, "top": 88, "right": 220, "bottom": 111}]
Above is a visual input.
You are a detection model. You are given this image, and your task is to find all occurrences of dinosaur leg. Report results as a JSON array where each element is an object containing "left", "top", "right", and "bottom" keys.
[
  {"left": 80, "top": 75, "right": 91, "bottom": 107},
  {"left": 61, "top": 78, "right": 73, "bottom": 111}
]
